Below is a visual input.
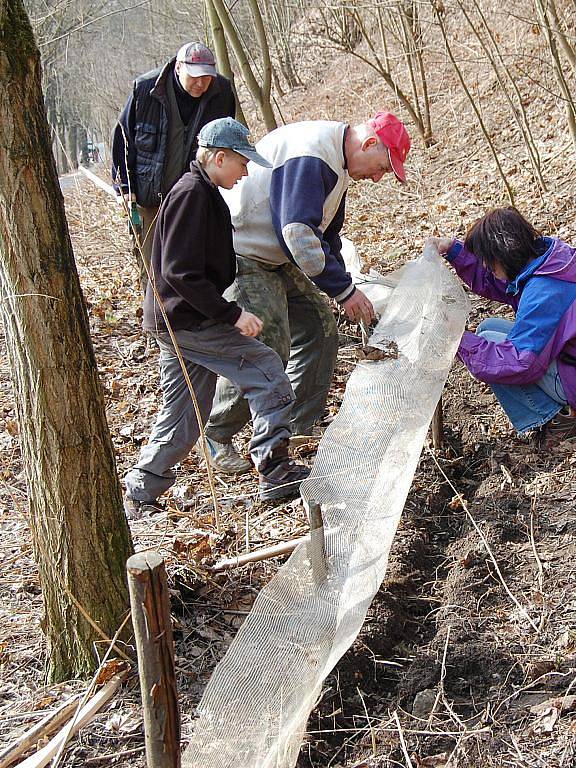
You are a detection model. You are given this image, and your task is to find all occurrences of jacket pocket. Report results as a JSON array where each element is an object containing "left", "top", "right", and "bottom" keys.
[{"left": 135, "top": 122, "right": 158, "bottom": 153}]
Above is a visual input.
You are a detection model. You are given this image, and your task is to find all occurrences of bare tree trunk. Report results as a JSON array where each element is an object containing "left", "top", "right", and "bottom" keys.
[
  {"left": 67, "top": 123, "right": 78, "bottom": 170},
  {"left": 205, "top": 0, "right": 247, "bottom": 126},
  {"left": 432, "top": 2, "right": 514, "bottom": 203},
  {"left": 546, "top": 0, "right": 576, "bottom": 73},
  {"left": 210, "top": 0, "right": 277, "bottom": 130},
  {"left": 77, "top": 124, "right": 89, "bottom": 165},
  {"left": 0, "top": 0, "right": 133, "bottom": 682},
  {"left": 534, "top": 0, "right": 576, "bottom": 147}
]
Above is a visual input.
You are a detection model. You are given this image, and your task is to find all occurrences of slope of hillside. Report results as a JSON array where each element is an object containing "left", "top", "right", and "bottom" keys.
[{"left": 1, "top": 7, "right": 575, "bottom": 766}]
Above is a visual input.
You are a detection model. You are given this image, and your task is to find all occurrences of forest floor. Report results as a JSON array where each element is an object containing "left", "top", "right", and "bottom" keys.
[{"left": 2, "top": 43, "right": 576, "bottom": 768}]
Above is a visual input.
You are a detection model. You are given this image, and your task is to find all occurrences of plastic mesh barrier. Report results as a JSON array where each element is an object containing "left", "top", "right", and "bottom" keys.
[{"left": 182, "top": 247, "right": 469, "bottom": 768}]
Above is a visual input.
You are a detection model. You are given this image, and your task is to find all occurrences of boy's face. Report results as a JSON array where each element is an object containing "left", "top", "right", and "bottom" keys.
[{"left": 213, "top": 150, "right": 249, "bottom": 189}]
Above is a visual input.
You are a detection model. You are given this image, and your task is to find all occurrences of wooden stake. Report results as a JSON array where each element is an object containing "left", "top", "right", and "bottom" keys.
[
  {"left": 307, "top": 499, "right": 327, "bottom": 584},
  {"left": 126, "top": 552, "right": 181, "bottom": 768},
  {"left": 431, "top": 397, "right": 444, "bottom": 451}
]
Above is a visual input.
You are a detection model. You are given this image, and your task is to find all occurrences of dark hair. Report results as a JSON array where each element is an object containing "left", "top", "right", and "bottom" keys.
[{"left": 464, "top": 206, "right": 541, "bottom": 280}]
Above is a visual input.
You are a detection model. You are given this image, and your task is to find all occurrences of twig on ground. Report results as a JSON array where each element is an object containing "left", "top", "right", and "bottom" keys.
[
  {"left": 393, "top": 710, "right": 413, "bottom": 768},
  {"left": 428, "top": 624, "right": 451, "bottom": 723},
  {"left": 0, "top": 694, "right": 82, "bottom": 768},
  {"left": 357, "top": 686, "right": 377, "bottom": 756}
]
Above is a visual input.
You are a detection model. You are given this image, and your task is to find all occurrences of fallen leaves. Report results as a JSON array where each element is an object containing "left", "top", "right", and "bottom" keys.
[
  {"left": 95, "top": 659, "right": 129, "bottom": 686},
  {"left": 354, "top": 341, "right": 399, "bottom": 361},
  {"left": 529, "top": 696, "right": 576, "bottom": 735},
  {"left": 173, "top": 534, "right": 212, "bottom": 564}
]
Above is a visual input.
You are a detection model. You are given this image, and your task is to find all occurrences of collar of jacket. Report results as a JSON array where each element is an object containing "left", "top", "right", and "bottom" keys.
[
  {"left": 192, "top": 159, "right": 217, "bottom": 188},
  {"left": 505, "top": 236, "right": 553, "bottom": 295},
  {"left": 150, "top": 57, "right": 223, "bottom": 107}
]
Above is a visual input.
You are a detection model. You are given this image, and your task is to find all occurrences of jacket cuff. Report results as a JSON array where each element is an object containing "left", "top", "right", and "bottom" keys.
[
  {"left": 213, "top": 302, "right": 242, "bottom": 327},
  {"left": 334, "top": 284, "right": 356, "bottom": 304},
  {"left": 446, "top": 240, "right": 463, "bottom": 263}
]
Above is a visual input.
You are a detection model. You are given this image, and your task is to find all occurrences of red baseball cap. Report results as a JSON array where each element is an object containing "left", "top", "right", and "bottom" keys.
[{"left": 369, "top": 112, "right": 410, "bottom": 183}]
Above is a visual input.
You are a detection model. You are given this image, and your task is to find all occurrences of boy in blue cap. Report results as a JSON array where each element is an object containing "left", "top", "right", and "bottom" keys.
[{"left": 124, "top": 118, "right": 309, "bottom": 517}]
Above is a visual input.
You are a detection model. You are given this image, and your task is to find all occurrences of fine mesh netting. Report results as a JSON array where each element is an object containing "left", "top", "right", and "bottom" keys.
[{"left": 182, "top": 246, "right": 469, "bottom": 768}]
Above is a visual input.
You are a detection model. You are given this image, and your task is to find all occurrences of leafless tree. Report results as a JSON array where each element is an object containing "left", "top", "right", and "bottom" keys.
[{"left": 308, "top": 0, "right": 434, "bottom": 146}]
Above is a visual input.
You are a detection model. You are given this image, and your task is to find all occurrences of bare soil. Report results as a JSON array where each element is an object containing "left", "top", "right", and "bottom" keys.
[{"left": 2, "top": 32, "right": 576, "bottom": 768}]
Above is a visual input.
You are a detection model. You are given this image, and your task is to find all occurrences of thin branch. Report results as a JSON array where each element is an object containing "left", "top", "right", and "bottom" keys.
[
  {"left": 432, "top": 3, "right": 514, "bottom": 203},
  {"left": 39, "top": 1, "right": 151, "bottom": 47}
]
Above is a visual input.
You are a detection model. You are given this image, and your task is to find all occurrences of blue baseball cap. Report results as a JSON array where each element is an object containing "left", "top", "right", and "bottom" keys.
[{"left": 198, "top": 118, "right": 272, "bottom": 168}]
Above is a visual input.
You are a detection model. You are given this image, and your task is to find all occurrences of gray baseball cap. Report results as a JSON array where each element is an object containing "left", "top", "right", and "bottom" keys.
[
  {"left": 176, "top": 42, "right": 217, "bottom": 77},
  {"left": 198, "top": 118, "right": 272, "bottom": 168}
]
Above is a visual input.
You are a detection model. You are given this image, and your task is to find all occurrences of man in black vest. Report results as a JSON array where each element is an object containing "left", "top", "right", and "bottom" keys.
[{"left": 111, "top": 42, "right": 236, "bottom": 293}]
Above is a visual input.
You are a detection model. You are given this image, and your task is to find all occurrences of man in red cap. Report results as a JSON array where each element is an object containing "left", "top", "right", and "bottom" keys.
[
  {"left": 111, "top": 42, "right": 236, "bottom": 294},
  {"left": 200, "top": 112, "right": 411, "bottom": 474},
  {"left": 367, "top": 111, "right": 410, "bottom": 183}
]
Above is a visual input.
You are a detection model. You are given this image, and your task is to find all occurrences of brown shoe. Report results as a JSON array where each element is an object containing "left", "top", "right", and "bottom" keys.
[{"left": 542, "top": 410, "right": 576, "bottom": 449}]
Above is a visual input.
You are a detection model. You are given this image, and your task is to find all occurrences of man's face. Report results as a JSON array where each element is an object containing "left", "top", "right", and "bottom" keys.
[
  {"left": 175, "top": 62, "right": 213, "bottom": 97},
  {"left": 347, "top": 138, "right": 393, "bottom": 183}
]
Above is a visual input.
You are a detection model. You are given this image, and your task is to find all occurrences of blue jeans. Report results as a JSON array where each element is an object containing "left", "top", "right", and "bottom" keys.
[{"left": 475, "top": 318, "right": 567, "bottom": 433}]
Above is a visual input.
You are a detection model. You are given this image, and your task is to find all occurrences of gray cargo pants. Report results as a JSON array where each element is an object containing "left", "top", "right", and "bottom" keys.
[
  {"left": 205, "top": 257, "right": 339, "bottom": 442},
  {"left": 125, "top": 324, "right": 294, "bottom": 502}
]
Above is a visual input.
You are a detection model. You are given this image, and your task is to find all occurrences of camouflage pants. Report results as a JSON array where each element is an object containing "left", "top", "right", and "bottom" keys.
[{"left": 205, "top": 256, "right": 339, "bottom": 440}]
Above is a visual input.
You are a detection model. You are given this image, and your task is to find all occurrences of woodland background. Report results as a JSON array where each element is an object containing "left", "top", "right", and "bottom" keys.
[{"left": 1, "top": 1, "right": 576, "bottom": 767}]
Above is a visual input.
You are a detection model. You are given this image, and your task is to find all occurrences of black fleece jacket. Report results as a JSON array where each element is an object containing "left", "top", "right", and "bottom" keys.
[{"left": 143, "top": 162, "right": 242, "bottom": 332}]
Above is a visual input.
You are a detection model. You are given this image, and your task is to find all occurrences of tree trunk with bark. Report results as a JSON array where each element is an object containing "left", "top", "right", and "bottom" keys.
[
  {"left": 205, "top": 0, "right": 248, "bottom": 126},
  {"left": 210, "top": 0, "right": 277, "bottom": 131},
  {"left": 66, "top": 124, "right": 78, "bottom": 170},
  {"left": 0, "top": 0, "right": 133, "bottom": 682}
]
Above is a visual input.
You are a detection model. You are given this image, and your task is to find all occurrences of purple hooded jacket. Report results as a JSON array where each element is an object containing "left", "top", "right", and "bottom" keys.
[{"left": 446, "top": 236, "right": 576, "bottom": 407}]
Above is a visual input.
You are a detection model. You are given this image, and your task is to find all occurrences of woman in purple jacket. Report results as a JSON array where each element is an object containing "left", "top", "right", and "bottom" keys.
[{"left": 429, "top": 206, "right": 576, "bottom": 448}]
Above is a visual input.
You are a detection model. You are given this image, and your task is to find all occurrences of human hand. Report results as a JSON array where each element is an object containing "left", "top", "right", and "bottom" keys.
[
  {"left": 425, "top": 236, "right": 454, "bottom": 255},
  {"left": 341, "top": 289, "right": 376, "bottom": 325},
  {"left": 116, "top": 193, "right": 136, "bottom": 220},
  {"left": 235, "top": 309, "right": 263, "bottom": 337}
]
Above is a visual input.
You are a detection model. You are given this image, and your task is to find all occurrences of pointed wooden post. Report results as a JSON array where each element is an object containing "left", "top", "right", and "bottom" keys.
[
  {"left": 127, "top": 552, "right": 181, "bottom": 768},
  {"left": 308, "top": 499, "right": 327, "bottom": 584},
  {"left": 431, "top": 397, "right": 444, "bottom": 451}
]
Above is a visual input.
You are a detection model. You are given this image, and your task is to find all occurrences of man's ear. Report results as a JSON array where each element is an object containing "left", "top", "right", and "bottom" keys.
[
  {"left": 214, "top": 150, "right": 226, "bottom": 166},
  {"left": 361, "top": 136, "right": 378, "bottom": 152}
]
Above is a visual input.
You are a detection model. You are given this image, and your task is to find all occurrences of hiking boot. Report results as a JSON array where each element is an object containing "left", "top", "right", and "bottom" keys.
[
  {"left": 542, "top": 409, "right": 576, "bottom": 449},
  {"left": 259, "top": 442, "right": 310, "bottom": 501},
  {"left": 123, "top": 496, "right": 165, "bottom": 520},
  {"left": 196, "top": 436, "right": 252, "bottom": 475}
]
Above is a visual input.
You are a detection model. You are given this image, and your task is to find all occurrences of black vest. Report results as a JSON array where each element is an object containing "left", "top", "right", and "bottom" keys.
[{"left": 131, "top": 58, "right": 235, "bottom": 207}]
